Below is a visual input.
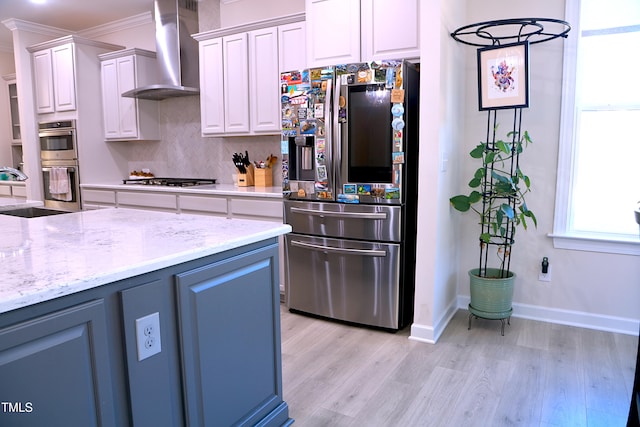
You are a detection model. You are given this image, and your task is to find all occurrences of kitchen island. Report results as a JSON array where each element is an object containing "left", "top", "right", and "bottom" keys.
[{"left": 0, "top": 208, "right": 292, "bottom": 426}]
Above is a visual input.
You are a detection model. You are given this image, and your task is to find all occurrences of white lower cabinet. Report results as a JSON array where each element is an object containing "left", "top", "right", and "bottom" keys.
[
  {"left": 117, "top": 191, "right": 177, "bottom": 212},
  {"left": 230, "top": 198, "right": 283, "bottom": 221},
  {"left": 178, "top": 194, "right": 228, "bottom": 216},
  {"left": 0, "top": 183, "right": 26, "bottom": 199}
]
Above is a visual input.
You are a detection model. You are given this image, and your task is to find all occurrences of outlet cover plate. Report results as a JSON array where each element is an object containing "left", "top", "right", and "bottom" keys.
[{"left": 136, "top": 312, "right": 161, "bottom": 361}]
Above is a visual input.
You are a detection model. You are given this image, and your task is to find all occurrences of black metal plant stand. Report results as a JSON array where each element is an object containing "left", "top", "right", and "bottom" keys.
[
  {"left": 451, "top": 18, "right": 571, "bottom": 47},
  {"left": 452, "top": 18, "right": 570, "bottom": 335}
]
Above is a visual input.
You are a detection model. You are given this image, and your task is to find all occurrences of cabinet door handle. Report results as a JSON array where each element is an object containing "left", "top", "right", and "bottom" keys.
[{"left": 291, "top": 240, "right": 387, "bottom": 257}]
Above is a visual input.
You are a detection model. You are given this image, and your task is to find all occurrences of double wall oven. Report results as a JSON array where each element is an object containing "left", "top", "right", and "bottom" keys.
[{"left": 39, "top": 120, "right": 81, "bottom": 211}]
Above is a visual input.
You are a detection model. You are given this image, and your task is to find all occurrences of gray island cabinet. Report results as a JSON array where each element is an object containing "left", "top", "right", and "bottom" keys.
[{"left": 0, "top": 208, "right": 292, "bottom": 427}]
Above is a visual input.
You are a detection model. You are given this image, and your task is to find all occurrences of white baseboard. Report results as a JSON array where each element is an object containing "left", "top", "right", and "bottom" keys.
[
  {"left": 409, "top": 298, "right": 459, "bottom": 344},
  {"left": 457, "top": 296, "right": 640, "bottom": 336}
]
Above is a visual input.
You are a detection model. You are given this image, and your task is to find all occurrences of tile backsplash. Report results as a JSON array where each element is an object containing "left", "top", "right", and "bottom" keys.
[{"left": 120, "top": 95, "right": 282, "bottom": 186}]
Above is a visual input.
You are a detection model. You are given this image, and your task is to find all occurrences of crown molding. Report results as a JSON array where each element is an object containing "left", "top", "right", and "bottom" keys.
[
  {"left": 193, "top": 12, "right": 305, "bottom": 41},
  {"left": 79, "top": 12, "right": 153, "bottom": 40},
  {"left": 2, "top": 18, "right": 70, "bottom": 38},
  {"left": 1, "top": 18, "right": 72, "bottom": 53}
]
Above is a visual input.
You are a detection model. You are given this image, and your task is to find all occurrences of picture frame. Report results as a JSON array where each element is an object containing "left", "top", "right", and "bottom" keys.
[{"left": 477, "top": 41, "right": 529, "bottom": 111}]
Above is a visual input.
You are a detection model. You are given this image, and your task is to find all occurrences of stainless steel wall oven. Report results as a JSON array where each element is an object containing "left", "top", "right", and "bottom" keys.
[
  {"left": 39, "top": 120, "right": 81, "bottom": 211},
  {"left": 39, "top": 120, "right": 77, "bottom": 161}
]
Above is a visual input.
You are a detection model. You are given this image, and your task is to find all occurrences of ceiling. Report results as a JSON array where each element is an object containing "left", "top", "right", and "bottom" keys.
[{"left": 0, "top": 0, "right": 153, "bottom": 51}]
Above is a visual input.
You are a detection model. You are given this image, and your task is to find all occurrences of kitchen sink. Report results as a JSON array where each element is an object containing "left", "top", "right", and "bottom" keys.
[{"left": 0, "top": 207, "right": 71, "bottom": 218}]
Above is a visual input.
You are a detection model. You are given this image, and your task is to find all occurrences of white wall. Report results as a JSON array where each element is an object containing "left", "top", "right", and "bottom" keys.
[
  {"left": 0, "top": 50, "right": 14, "bottom": 167},
  {"left": 220, "top": 0, "right": 304, "bottom": 27},
  {"left": 409, "top": 0, "right": 467, "bottom": 343},
  {"left": 452, "top": 0, "right": 640, "bottom": 334}
]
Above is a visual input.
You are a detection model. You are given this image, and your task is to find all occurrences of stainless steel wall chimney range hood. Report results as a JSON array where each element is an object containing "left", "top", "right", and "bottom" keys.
[{"left": 122, "top": 0, "right": 199, "bottom": 100}]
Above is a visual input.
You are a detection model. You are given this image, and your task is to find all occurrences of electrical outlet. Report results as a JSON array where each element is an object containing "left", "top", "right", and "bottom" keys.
[
  {"left": 538, "top": 264, "right": 552, "bottom": 282},
  {"left": 136, "top": 312, "right": 161, "bottom": 361}
]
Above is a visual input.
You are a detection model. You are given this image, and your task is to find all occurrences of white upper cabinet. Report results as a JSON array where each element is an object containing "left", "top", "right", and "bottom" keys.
[
  {"left": 361, "top": 0, "right": 420, "bottom": 61},
  {"left": 199, "top": 38, "right": 225, "bottom": 135},
  {"left": 223, "top": 33, "right": 251, "bottom": 134},
  {"left": 99, "top": 49, "right": 160, "bottom": 141},
  {"left": 306, "top": 0, "right": 361, "bottom": 67},
  {"left": 249, "top": 27, "right": 280, "bottom": 133},
  {"left": 306, "top": 0, "right": 420, "bottom": 66},
  {"left": 32, "top": 43, "right": 76, "bottom": 114},
  {"left": 194, "top": 13, "right": 305, "bottom": 136},
  {"left": 278, "top": 21, "right": 307, "bottom": 73}
]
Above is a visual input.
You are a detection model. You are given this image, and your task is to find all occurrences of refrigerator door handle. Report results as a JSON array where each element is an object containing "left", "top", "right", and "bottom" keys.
[
  {"left": 333, "top": 74, "right": 342, "bottom": 191},
  {"left": 290, "top": 206, "right": 387, "bottom": 220},
  {"left": 291, "top": 240, "right": 387, "bottom": 257}
]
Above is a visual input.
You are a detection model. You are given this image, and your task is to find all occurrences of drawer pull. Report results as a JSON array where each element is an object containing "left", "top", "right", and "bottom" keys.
[{"left": 291, "top": 240, "right": 386, "bottom": 257}]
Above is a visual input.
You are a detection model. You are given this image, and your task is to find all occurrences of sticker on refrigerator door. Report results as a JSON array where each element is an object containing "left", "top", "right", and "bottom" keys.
[
  {"left": 395, "top": 68, "right": 403, "bottom": 87},
  {"left": 391, "top": 103, "right": 404, "bottom": 117},
  {"left": 392, "top": 152, "right": 405, "bottom": 164},
  {"left": 290, "top": 95, "right": 308, "bottom": 105},
  {"left": 393, "top": 169, "right": 401, "bottom": 185},
  {"left": 385, "top": 67, "right": 396, "bottom": 88},
  {"left": 392, "top": 117, "right": 405, "bottom": 131},
  {"left": 391, "top": 89, "right": 405, "bottom": 103},
  {"left": 394, "top": 130, "right": 403, "bottom": 147},
  {"left": 300, "top": 120, "right": 316, "bottom": 134},
  {"left": 357, "top": 184, "right": 371, "bottom": 195},
  {"left": 343, "top": 184, "right": 357, "bottom": 194},
  {"left": 337, "top": 193, "right": 359, "bottom": 203},
  {"left": 385, "top": 187, "right": 400, "bottom": 199},
  {"left": 316, "top": 165, "right": 327, "bottom": 182},
  {"left": 282, "top": 71, "right": 302, "bottom": 85},
  {"left": 371, "top": 187, "right": 386, "bottom": 198},
  {"left": 314, "top": 103, "right": 324, "bottom": 119}
]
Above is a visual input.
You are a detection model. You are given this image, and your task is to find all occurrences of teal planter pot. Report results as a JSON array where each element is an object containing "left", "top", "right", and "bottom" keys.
[{"left": 468, "top": 268, "right": 515, "bottom": 323}]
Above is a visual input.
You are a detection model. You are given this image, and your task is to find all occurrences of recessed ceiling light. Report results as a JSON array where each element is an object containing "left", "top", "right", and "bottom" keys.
[{"left": 31, "top": 0, "right": 47, "bottom": 4}]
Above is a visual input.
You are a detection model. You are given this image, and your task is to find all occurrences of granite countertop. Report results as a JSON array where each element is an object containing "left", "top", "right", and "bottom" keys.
[
  {"left": 81, "top": 182, "right": 283, "bottom": 198},
  {"left": 0, "top": 198, "right": 43, "bottom": 211},
  {"left": 0, "top": 208, "right": 291, "bottom": 314}
]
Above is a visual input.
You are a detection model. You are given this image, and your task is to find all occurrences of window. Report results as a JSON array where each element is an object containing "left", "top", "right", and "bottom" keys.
[{"left": 553, "top": 0, "right": 640, "bottom": 255}]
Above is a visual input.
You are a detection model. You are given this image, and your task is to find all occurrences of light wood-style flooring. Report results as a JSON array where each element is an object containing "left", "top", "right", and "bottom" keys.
[{"left": 280, "top": 305, "right": 638, "bottom": 426}]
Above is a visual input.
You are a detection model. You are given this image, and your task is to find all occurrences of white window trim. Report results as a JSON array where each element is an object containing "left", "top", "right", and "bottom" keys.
[{"left": 552, "top": 0, "right": 640, "bottom": 256}]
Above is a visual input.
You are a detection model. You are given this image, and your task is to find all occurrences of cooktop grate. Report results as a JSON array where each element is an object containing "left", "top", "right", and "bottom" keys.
[{"left": 122, "top": 178, "right": 217, "bottom": 187}]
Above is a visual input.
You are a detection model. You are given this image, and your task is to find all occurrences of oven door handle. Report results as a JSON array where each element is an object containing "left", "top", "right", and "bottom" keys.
[
  {"left": 291, "top": 240, "right": 387, "bottom": 257},
  {"left": 39, "top": 130, "right": 74, "bottom": 137},
  {"left": 42, "top": 167, "right": 76, "bottom": 173},
  {"left": 290, "top": 207, "right": 387, "bottom": 220}
]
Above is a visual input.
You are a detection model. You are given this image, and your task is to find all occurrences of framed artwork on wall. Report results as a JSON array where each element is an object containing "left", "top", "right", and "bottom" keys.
[{"left": 477, "top": 41, "right": 529, "bottom": 110}]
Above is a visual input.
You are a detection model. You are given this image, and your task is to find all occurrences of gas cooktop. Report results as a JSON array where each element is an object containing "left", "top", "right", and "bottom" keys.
[{"left": 122, "top": 178, "right": 217, "bottom": 187}]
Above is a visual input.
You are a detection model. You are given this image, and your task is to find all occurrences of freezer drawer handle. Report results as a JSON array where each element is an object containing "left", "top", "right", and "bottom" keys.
[
  {"left": 290, "top": 207, "right": 387, "bottom": 220},
  {"left": 291, "top": 240, "right": 387, "bottom": 257}
]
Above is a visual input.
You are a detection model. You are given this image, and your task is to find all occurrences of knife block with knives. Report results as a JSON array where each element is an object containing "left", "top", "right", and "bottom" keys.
[
  {"left": 237, "top": 164, "right": 255, "bottom": 187},
  {"left": 233, "top": 151, "right": 254, "bottom": 186}
]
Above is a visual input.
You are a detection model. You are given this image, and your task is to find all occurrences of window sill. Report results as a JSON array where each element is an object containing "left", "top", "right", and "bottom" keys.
[{"left": 549, "top": 232, "right": 640, "bottom": 256}]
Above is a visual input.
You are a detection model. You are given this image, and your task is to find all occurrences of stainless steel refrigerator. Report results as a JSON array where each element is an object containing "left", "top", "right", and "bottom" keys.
[{"left": 281, "top": 60, "right": 419, "bottom": 330}]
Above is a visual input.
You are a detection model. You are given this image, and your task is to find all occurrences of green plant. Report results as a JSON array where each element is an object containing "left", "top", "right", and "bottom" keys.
[{"left": 450, "top": 123, "right": 537, "bottom": 278}]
